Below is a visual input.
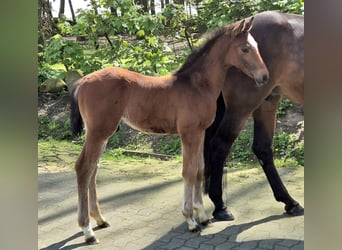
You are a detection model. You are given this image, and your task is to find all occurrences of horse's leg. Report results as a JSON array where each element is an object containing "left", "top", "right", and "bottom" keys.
[
  {"left": 75, "top": 132, "right": 108, "bottom": 244},
  {"left": 252, "top": 96, "right": 304, "bottom": 215},
  {"left": 206, "top": 110, "right": 250, "bottom": 221},
  {"left": 204, "top": 93, "right": 225, "bottom": 193},
  {"left": 193, "top": 136, "right": 209, "bottom": 226},
  {"left": 89, "top": 160, "right": 110, "bottom": 228},
  {"left": 181, "top": 131, "right": 204, "bottom": 232}
]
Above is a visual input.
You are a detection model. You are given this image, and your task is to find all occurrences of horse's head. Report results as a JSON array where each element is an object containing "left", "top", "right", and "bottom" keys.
[{"left": 224, "top": 17, "right": 269, "bottom": 86}]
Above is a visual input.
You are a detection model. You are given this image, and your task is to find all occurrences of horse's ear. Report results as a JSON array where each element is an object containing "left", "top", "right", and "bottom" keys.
[
  {"left": 232, "top": 19, "right": 245, "bottom": 37},
  {"left": 243, "top": 17, "right": 254, "bottom": 33}
]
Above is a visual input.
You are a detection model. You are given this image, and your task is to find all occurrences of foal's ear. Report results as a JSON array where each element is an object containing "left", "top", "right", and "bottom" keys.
[
  {"left": 232, "top": 17, "right": 254, "bottom": 37},
  {"left": 233, "top": 19, "right": 245, "bottom": 36},
  {"left": 243, "top": 17, "right": 254, "bottom": 33}
]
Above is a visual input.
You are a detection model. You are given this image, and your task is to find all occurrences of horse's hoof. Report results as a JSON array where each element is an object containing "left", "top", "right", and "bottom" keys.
[
  {"left": 213, "top": 209, "right": 235, "bottom": 221},
  {"left": 190, "top": 225, "right": 202, "bottom": 233},
  {"left": 200, "top": 220, "right": 210, "bottom": 226},
  {"left": 285, "top": 204, "right": 304, "bottom": 216},
  {"left": 85, "top": 236, "right": 99, "bottom": 244},
  {"left": 98, "top": 221, "right": 111, "bottom": 228}
]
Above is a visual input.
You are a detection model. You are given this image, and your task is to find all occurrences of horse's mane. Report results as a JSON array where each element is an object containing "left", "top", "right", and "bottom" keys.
[{"left": 175, "top": 24, "right": 237, "bottom": 76}]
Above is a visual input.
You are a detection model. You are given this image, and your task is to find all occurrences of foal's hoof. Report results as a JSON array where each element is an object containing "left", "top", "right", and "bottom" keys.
[
  {"left": 190, "top": 225, "right": 202, "bottom": 233},
  {"left": 200, "top": 220, "right": 210, "bottom": 226},
  {"left": 285, "top": 204, "right": 304, "bottom": 216},
  {"left": 213, "top": 209, "right": 235, "bottom": 221},
  {"left": 98, "top": 221, "right": 111, "bottom": 228},
  {"left": 85, "top": 236, "right": 99, "bottom": 245}
]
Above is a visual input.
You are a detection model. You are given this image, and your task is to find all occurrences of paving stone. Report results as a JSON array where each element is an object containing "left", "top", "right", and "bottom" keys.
[
  {"left": 38, "top": 165, "right": 304, "bottom": 249},
  {"left": 290, "top": 242, "right": 304, "bottom": 250},
  {"left": 215, "top": 241, "right": 240, "bottom": 250},
  {"left": 258, "top": 239, "right": 283, "bottom": 249}
]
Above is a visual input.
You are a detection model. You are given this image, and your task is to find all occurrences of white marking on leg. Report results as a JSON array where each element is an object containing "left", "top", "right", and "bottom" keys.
[
  {"left": 83, "top": 223, "right": 95, "bottom": 239},
  {"left": 194, "top": 202, "right": 209, "bottom": 224},
  {"left": 186, "top": 216, "right": 199, "bottom": 231}
]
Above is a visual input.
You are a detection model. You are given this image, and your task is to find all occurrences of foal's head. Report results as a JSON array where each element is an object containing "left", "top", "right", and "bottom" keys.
[{"left": 224, "top": 17, "right": 269, "bottom": 86}]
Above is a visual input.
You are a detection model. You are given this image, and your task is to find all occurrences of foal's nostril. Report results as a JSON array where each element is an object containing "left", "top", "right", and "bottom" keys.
[{"left": 255, "top": 74, "right": 269, "bottom": 86}]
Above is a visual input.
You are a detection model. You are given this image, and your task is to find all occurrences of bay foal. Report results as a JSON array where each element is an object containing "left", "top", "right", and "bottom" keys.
[{"left": 70, "top": 18, "right": 268, "bottom": 244}]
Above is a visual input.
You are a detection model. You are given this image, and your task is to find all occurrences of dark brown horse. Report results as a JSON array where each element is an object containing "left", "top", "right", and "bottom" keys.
[
  {"left": 70, "top": 18, "right": 269, "bottom": 244},
  {"left": 204, "top": 11, "right": 304, "bottom": 221}
]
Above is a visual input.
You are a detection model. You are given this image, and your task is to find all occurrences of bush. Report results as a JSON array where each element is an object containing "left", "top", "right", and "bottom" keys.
[
  {"left": 273, "top": 131, "right": 304, "bottom": 166},
  {"left": 38, "top": 115, "right": 72, "bottom": 140},
  {"left": 230, "top": 128, "right": 254, "bottom": 163},
  {"left": 156, "top": 136, "right": 182, "bottom": 155},
  {"left": 277, "top": 98, "right": 293, "bottom": 117}
]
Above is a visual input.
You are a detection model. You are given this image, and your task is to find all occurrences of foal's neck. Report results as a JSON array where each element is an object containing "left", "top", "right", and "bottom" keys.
[
  {"left": 200, "top": 37, "right": 230, "bottom": 95},
  {"left": 174, "top": 34, "right": 232, "bottom": 98}
]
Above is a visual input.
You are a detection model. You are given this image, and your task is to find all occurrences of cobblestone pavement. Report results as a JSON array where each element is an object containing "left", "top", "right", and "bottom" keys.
[{"left": 38, "top": 161, "right": 304, "bottom": 250}]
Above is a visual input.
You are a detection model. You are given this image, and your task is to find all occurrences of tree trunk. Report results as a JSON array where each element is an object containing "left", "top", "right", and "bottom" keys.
[
  {"left": 90, "top": 0, "right": 99, "bottom": 15},
  {"left": 110, "top": 7, "right": 118, "bottom": 16},
  {"left": 174, "top": 0, "right": 184, "bottom": 5},
  {"left": 150, "top": 0, "right": 155, "bottom": 15},
  {"left": 136, "top": 0, "right": 148, "bottom": 12},
  {"left": 58, "top": 0, "right": 65, "bottom": 18},
  {"left": 90, "top": 0, "right": 99, "bottom": 49},
  {"left": 38, "top": 0, "right": 58, "bottom": 45},
  {"left": 68, "top": 0, "right": 76, "bottom": 24}
]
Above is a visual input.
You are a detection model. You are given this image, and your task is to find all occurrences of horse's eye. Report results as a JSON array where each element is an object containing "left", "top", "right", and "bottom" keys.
[{"left": 241, "top": 47, "right": 249, "bottom": 53}]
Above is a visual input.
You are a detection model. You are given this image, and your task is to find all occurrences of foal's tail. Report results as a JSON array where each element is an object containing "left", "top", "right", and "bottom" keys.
[{"left": 70, "top": 83, "right": 84, "bottom": 137}]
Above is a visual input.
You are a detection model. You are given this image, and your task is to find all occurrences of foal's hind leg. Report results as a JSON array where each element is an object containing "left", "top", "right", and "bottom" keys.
[
  {"left": 89, "top": 161, "right": 110, "bottom": 228},
  {"left": 252, "top": 96, "right": 304, "bottom": 216},
  {"left": 75, "top": 133, "right": 109, "bottom": 244}
]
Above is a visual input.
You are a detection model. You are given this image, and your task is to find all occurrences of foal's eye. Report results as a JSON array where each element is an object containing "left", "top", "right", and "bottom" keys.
[{"left": 241, "top": 47, "right": 249, "bottom": 53}]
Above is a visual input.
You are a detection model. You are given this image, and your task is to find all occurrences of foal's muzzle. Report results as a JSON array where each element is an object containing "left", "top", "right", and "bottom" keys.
[{"left": 255, "top": 73, "right": 269, "bottom": 86}]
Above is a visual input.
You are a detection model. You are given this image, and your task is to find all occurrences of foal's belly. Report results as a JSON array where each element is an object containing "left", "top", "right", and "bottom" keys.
[{"left": 121, "top": 116, "right": 178, "bottom": 135}]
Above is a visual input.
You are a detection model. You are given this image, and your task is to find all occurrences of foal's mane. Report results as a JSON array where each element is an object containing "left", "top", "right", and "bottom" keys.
[{"left": 175, "top": 23, "right": 238, "bottom": 76}]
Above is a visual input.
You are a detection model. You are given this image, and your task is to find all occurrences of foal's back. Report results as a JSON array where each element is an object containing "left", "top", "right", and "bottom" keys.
[{"left": 76, "top": 67, "right": 216, "bottom": 135}]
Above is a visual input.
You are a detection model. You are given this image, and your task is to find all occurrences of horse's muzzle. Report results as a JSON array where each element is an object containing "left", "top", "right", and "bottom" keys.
[{"left": 255, "top": 73, "right": 269, "bottom": 86}]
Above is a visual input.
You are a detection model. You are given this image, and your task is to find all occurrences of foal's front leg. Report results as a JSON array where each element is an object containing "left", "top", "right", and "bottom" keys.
[
  {"left": 193, "top": 139, "right": 209, "bottom": 226},
  {"left": 183, "top": 181, "right": 200, "bottom": 232},
  {"left": 181, "top": 131, "right": 208, "bottom": 232},
  {"left": 193, "top": 177, "right": 210, "bottom": 226}
]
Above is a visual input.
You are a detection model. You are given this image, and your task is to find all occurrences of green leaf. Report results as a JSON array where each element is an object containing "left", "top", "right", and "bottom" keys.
[
  {"left": 136, "top": 30, "right": 145, "bottom": 38},
  {"left": 147, "top": 37, "right": 156, "bottom": 47}
]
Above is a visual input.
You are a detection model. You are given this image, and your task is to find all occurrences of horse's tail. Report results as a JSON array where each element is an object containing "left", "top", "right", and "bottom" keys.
[
  {"left": 70, "top": 82, "right": 83, "bottom": 137},
  {"left": 203, "top": 93, "right": 226, "bottom": 194},
  {"left": 203, "top": 130, "right": 212, "bottom": 194}
]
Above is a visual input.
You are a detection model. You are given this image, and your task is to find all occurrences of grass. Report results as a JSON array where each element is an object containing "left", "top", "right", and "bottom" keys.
[
  {"left": 38, "top": 139, "right": 301, "bottom": 176},
  {"left": 38, "top": 139, "right": 183, "bottom": 177},
  {"left": 38, "top": 139, "right": 81, "bottom": 172}
]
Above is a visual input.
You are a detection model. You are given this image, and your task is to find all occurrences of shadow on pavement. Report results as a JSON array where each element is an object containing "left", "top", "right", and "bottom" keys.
[
  {"left": 143, "top": 214, "right": 304, "bottom": 249},
  {"left": 40, "top": 231, "right": 85, "bottom": 250},
  {"left": 39, "top": 175, "right": 181, "bottom": 225}
]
